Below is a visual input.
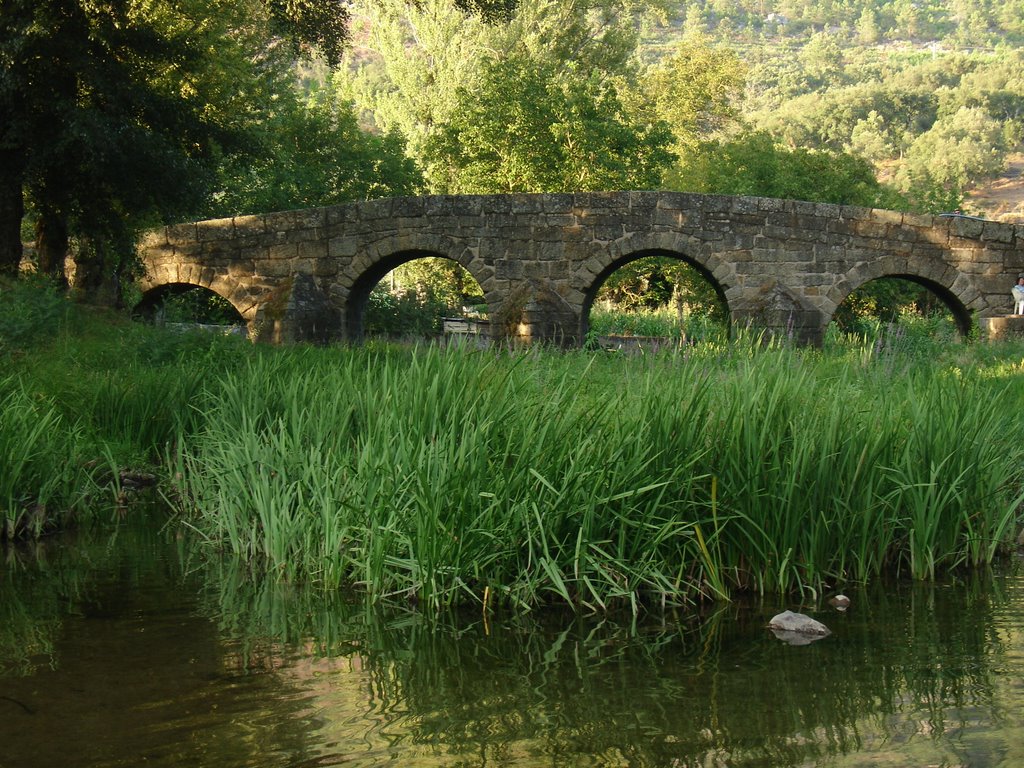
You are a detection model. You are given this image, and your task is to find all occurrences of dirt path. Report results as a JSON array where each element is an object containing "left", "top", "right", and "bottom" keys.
[{"left": 969, "top": 154, "right": 1024, "bottom": 222}]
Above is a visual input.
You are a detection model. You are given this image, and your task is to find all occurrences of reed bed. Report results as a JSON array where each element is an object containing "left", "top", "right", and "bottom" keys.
[
  {"left": 176, "top": 341, "right": 1024, "bottom": 613},
  {"left": 0, "top": 377, "right": 89, "bottom": 538}
]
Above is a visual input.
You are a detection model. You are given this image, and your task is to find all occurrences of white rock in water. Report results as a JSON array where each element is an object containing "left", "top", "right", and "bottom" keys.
[{"left": 768, "top": 610, "right": 831, "bottom": 637}]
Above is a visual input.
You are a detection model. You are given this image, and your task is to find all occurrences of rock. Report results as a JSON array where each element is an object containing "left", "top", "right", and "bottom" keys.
[
  {"left": 769, "top": 628, "right": 827, "bottom": 646},
  {"left": 768, "top": 610, "right": 831, "bottom": 643},
  {"left": 828, "top": 594, "right": 850, "bottom": 611},
  {"left": 119, "top": 470, "right": 157, "bottom": 490}
]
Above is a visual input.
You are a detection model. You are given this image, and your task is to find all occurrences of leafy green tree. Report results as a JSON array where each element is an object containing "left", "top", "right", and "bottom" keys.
[
  {"left": 0, "top": 0, "right": 512, "bottom": 288},
  {"left": 596, "top": 257, "right": 724, "bottom": 322},
  {"left": 425, "top": 53, "right": 675, "bottom": 193},
  {"left": 211, "top": 87, "right": 422, "bottom": 216},
  {"left": 0, "top": 0, "right": 284, "bottom": 294},
  {"left": 340, "top": 0, "right": 493, "bottom": 182},
  {"left": 897, "top": 106, "right": 1007, "bottom": 197},
  {"left": 799, "top": 31, "right": 844, "bottom": 87},
  {"left": 855, "top": 8, "right": 880, "bottom": 45},
  {"left": 1, "top": 2, "right": 198, "bottom": 278},
  {"left": 644, "top": 33, "right": 746, "bottom": 153},
  {"left": 342, "top": 0, "right": 650, "bottom": 191},
  {"left": 847, "top": 110, "right": 896, "bottom": 164},
  {"left": 669, "top": 131, "right": 899, "bottom": 207}
]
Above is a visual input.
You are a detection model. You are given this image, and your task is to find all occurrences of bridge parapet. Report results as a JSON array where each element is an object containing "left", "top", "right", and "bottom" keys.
[{"left": 137, "top": 193, "right": 1024, "bottom": 346}]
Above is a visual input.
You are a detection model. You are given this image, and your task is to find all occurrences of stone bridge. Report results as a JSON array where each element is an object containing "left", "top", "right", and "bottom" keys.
[{"left": 136, "top": 191, "right": 1024, "bottom": 346}]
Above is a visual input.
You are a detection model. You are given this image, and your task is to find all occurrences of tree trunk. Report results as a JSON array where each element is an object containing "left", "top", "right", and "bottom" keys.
[
  {"left": 35, "top": 208, "right": 70, "bottom": 288},
  {"left": 0, "top": 153, "right": 26, "bottom": 276},
  {"left": 71, "top": 240, "right": 121, "bottom": 306}
]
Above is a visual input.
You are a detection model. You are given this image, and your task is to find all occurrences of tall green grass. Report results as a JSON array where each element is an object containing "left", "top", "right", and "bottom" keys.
[
  {"left": 0, "top": 378, "right": 89, "bottom": 537},
  {"left": 175, "top": 340, "right": 1024, "bottom": 612},
  {"left": 1, "top": 278, "right": 251, "bottom": 538},
  {"left": 588, "top": 305, "right": 728, "bottom": 344}
]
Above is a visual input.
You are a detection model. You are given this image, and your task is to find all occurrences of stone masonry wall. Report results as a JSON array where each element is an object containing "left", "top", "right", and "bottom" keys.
[{"left": 137, "top": 192, "right": 1024, "bottom": 346}]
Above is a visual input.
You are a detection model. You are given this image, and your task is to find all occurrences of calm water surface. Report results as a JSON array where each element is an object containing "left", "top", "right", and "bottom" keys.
[{"left": 2, "top": 518, "right": 1023, "bottom": 768}]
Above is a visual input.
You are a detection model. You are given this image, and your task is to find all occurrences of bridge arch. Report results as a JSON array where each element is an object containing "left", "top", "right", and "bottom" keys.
[
  {"left": 829, "top": 257, "right": 979, "bottom": 338},
  {"left": 134, "top": 265, "right": 257, "bottom": 324},
  {"left": 342, "top": 242, "right": 491, "bottom": 341},
  {"left": 578, "top": 231, "right": 735, "bottom": 341},
  {"left": 580, "top": 249, "right": 731, "bottom": 341}
]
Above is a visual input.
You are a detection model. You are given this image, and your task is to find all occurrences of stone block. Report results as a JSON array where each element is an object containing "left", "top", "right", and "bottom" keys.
[
  {"left": 982, "top": 221, "right": 1015, "bottom": 244},
  {"left": 852, "top": 221, "right": 888, "bottom": 240},
  {"left": 524, "top": 262, "right": 549, "bottom": 279},
  {"left": 727, "top": 196, "right": 758, "bottom": 215},
  {"left": 530, "top": 225, "right": 565, "bottom": 242},
  {"left": 166, "top": 223, "right": 198, "bottom": 246},
  {"left": 328, "top": 236, "right": 359, "bottom": 258},
  {"left": 196, "top": 218, "right": 235, "bottom": 241},
  {"left": 628, "top": 190, "right": 659, "bottom": 212},
  {"left": 495, "top": 260, "right": 524, "bottom": 279},
  {"left": 756, "top": 197, "right": 785, "bottom": 213},
  {"left": 547, "top": 262, "right": 571, "bottom": 280},
  {"left": 447, "top": 195, "right": 485, "bottom": 217},
  {"left": 268, "top": 243, "right": 298, "bottom": 260},
  {"left": 544, "top": 213, "right": 577, "bottom": 228},
  {"left": 359, "top": 198, "right": 394, "bottom": 220},
  {"left": 296, "top": 241, "right": 328, "bottom": 261},
  {"left": 326, "top": 204, "right": 358, "bottom": 225},
  {"left": 700, "top": 195, "right": 731, "bottom": 213},
  {"left": 868, "top": 208, "right": 903, "bottom": 225},
  {"left": 508, "top": 194, "right": 547, "bottom": 214}
]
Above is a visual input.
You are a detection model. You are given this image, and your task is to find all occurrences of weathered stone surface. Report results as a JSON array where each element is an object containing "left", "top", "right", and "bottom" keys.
[
  {"left": 768, "top": 610, "right": 831, "bottom": 639},
  {"left": 136, "top": 192, "right": 1024, "bottom": 345}
]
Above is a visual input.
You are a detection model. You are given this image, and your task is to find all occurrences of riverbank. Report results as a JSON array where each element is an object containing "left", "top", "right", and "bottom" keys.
[{"left": 3, "top": 279, "right": 1024, "bottom": 612}]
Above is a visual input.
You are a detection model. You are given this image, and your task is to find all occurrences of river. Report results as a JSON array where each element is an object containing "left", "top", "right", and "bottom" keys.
[{"left": 2, "top": 514, "right": 1023, "bottom": 767}]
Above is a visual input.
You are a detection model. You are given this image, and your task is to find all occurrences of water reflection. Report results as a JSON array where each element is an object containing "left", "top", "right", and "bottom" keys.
[{"left": 2, "top": 520, "right": 1023, "bottom": 767}]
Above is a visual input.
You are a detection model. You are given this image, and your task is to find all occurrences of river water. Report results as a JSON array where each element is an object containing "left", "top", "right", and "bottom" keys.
[{"left": 2, "top": 516, "right": 1023, "bottom": 768}]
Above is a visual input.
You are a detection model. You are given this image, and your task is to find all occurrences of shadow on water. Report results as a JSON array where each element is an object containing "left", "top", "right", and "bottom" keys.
[{"left": 3, "top": 517, "right": 1024, "bottom": 767}]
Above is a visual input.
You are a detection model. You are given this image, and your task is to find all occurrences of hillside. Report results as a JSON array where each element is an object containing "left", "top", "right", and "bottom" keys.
[{"left": 969, "top": 156, "right": 1024, "bottom": 222}]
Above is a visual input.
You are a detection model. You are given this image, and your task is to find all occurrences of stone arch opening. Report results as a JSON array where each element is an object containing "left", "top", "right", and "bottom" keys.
[
  {"left": 829, "top": 274, "right": 971, "bottom": 341},
  {"left": 132, "top": 283, "right": 247, "bottom": 329},
  {"left": 345, "top": 250, "right": 487, "bottom": 342},
  {"left": 581, "top": 250, "right": 730, "bottom": 346}
]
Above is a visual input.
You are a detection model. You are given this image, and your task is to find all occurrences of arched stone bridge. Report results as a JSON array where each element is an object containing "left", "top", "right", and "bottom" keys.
[{"left": 137, "top": 191, "right": 1024, "bottom": 346}]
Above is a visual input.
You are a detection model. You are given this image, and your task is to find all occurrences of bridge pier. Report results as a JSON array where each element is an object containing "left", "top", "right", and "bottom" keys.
[
  {"left": 980, "top": 316, "right": 1024, "bottom": 340},
  {"left": 251, "top": 273, "right": 341, "bottom": 344}
]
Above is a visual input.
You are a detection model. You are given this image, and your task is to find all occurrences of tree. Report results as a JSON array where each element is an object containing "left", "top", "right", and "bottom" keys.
[
  {"left": 211, "top": 87, "right": 423, "bottom": 216},
  {"left": 855, "top": 8, "right": 880, "bottom": 45},
  {"left": 668, "top": 131, "right": 900, "bottom": 208},
  {"left": 2, "top": 1, "right": 242, "bottom": 290},
  {"left": 847, "top": 110, "right": 896, "bottom": 165},
  {"left": 340, "top": 0, "right": 493, "bottom": 184},
  {"left": 0, "top": 0, "right": 515, "bottom": 289},
  {"left": 897, "top": 106, "right": 1007, "bottom": 198},
  {"left": 425, "top": 53, "right": 675, "bottom": 193},
  {"left": 799, "top": 31, "right": 844, "bottom": 87},
  {"left": 0, "top": 0, "right": 276, "bottom": 293},
  {"left": 342, "top": 0, "right": 650, "bottom": 192},
  {"left": 644, "top": 33, "right": 746, "bottom": 153}
]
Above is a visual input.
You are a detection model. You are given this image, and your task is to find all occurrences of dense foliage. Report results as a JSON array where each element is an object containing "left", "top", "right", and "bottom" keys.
[
  {"left": 6, "top": 0, "right": 1022, "bottom": 323},
  {"left": 3, "top": 278, "right": 1023, "bottom": 610}
]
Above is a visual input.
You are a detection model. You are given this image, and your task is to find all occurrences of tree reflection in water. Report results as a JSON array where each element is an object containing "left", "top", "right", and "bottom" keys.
[
  {"left": 2, "top": 519, "right": 1022, "bottom": 767},
  {"left": 205, "top": 556, "right": 1019, "bottom": 767}
]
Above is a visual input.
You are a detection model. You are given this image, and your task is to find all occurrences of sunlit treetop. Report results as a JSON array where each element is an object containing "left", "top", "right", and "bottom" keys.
[{"left": 269, "top": 0, "right": 519, "bottom": 65}]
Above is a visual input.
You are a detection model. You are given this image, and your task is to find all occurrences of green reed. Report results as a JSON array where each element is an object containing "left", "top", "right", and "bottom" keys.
[
  {"left": 175, "top": 340, "right": 1024, "bottom": 612},
  {"left": 0, "top": 378, "right": 89, "bottom": 538}
]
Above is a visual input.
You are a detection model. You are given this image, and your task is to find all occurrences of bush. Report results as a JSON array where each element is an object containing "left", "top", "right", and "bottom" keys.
[
  {"left": 364, "top": 285, "right": 453, "bottom": 337},
  {"left": 0, "top": 276, "right": 69, "bottom": 356}
]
